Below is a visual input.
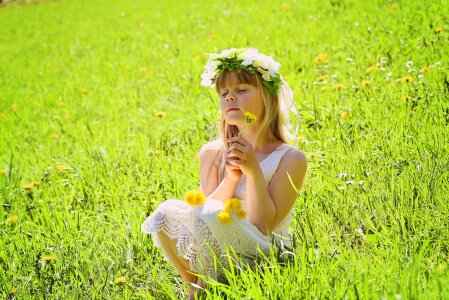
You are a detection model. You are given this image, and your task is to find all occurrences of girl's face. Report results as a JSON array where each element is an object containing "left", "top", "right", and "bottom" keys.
[{"left": 218, "top": 75, "right": 264, "bottom": 127}]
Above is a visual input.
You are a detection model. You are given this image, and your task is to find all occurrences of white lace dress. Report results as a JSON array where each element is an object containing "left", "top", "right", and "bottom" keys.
[{"left": 141, "top": 143, "right": 295, "bottom": 280}]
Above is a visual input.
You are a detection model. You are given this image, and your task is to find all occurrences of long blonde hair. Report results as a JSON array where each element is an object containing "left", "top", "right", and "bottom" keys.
[{"left": 213, "top": 69, "right": 288, "bottom": 182}]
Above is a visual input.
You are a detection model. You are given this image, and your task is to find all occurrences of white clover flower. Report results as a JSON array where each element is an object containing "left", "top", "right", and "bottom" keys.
[
  {"left": 418, "top": 74, "right": 424, "bottom": 79},
  {"left": 380, "top": 57, "right": 387, "bottom": 64},
  {"left": 345, "top": 180, "right": 355, "bottom": 185},
  {"left": 346, "top": 57, "right": 353, "bottom": 63},
  {"left": 406, "top": 61, "right": 413, "bottom": 68},
  {"left": 386, "top": 72, "right": 393, "bottom": 77},
  {"left": 379, "top": 67, "right": 386, "bottom": 71}
]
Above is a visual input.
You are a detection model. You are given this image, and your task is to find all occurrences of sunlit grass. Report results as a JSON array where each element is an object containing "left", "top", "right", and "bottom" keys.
[{"left": 1, "top": 0, "right": 448, "bottom": 298}]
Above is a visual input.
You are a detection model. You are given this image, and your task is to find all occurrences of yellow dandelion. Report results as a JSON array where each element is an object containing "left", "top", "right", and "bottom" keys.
[
  {"left": 435, "top": 27, "right": 443, "bottom": 33},
  {"left": 155, "top": 149, "right": 165, "bottom": 156},
  {"left": 401, "top": 76, "right": 414, "bottom": 83},
  {"left": 41, "top": 255, "right": 55, "bottom": 262},
  {"left": 224, "top": 198, "right": 242, "bottom": 213},
  {"left": 139, "top": 23, "right": 145, "bottom": 29},
  {"left": 280, "top": 3, "right": 291, "bottom": 10},
  {"left": 0, "top": 169, "right": 7, "bottom": 175},
  {"left": 243, "top": 111, "right": 257, "bottom": 123},
  {"left": 155, "top": 111, "right": 166, "bottom": 118},
  {"left": 402, "top": 95, "right": 412, "bottom": 101},
  {"left": 315, "top": 54, "right": 329, "bottom": 64},
  {"left": 296, "top": 135, "right": 307, "bottom": 142},
  {"left": 184, "top": 189, "right": 206, "bottom": 206},
  {"left": 5, "top": 215, "right": 19, "bottom": 224},
  {"left": 362, "top": 79, "right": 372, "bottom": 87},
  {"left": 0, "top": 113, "right": 6, "bottom": 119},
  {"left": 10, "top": 288, "right": 17, "bottom": 294},
  {"left": 192, "top": 54, "right": 202, "bottom": 62},
  {"left": 419, "top": 67, "right": 430, "bottom": 73},
  {"left": 210, "top": 33, "right": 218, "bottom": 39},
  {"left": 217, "top": 211, "right": 232, "bottom": 224},
  {"left": 315, "top": 75, "right": 327, "bottom": 82},
  {"left": 139, "top": 66, "right": 148, "bottom": 73},
  {"left": 22, "top": 181, "right": 37, "bottom": 190},
  {"left": 50, "top": 133, "right": 59, "bottom": 139},
  {"left": 12, "top": 104, "right": 19, "bottom": 112},
  {"left": 387, "top": 3, "right": 398, "bottom": 12},
  {"left": 235, "top": 209, "right": 247, "bottom": 220},
  {"left": 283, "top": 75, "right": 290, "bottom": 81},
  {"left": 365, "top": 65, "right": 379, "bottom": 73},
  {"left": 115, "top": 276, "right": 126, "bottom": 286},
  {"left": 80, "top": 88, "right": 89, "bottom": 94},
  {"left": 340, "top": 111, "right": 352, "bottom": 119},
  {"left": 58, "top": 101, "right": 66, "bottom": 107},
  {"left": 54, "top": 163, "right": 72, "bottom": 171},
  {"left": 334, "top": 83, "right": 345, "bottom": 90}
]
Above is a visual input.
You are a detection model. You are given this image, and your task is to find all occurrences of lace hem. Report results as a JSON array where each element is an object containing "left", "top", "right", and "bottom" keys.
[{"left": 141, "top": 200, "right": 224, "bottom": 278}]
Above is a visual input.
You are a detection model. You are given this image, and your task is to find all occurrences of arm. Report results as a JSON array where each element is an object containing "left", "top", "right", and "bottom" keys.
[
  {"left": 199, "top": 141, "right": 241, "bottom": 203},
  {"left": 246, "top": 150, "right": 307, "bottom": 235},
  {"left": 226, "top": 137, "right": 307, "bottom": 235}
]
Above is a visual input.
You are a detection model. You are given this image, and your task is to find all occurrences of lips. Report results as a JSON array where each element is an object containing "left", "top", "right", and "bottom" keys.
[{"left": 227, "top": 108, "right": 240, "bottom": 112}]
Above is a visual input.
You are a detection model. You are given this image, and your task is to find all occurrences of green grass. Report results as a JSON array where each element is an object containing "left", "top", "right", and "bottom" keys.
[{"left": 1, "top": 0, "right": 448, "bottom": 298}]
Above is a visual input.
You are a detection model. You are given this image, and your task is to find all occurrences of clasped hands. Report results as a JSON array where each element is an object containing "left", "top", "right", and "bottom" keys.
[{"left": 225, "top": 136, "right": 261, "bottom": 182}]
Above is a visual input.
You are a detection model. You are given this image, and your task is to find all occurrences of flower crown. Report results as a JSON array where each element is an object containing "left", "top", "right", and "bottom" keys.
[
  {"left": 200, "top": 48, "right": 282, "bottom": 96},
  {"left": 200, "top": 47, "right": 299, "bottom": 142}
]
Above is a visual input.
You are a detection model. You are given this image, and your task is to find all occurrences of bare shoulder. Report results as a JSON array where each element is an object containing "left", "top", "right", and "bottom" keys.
[
  {"left": 282, "top": 147, "right": 307, "bottom": 169},
  {"left": 200, "top": 140, "right": 222, "bottom": 161},
  {"left": 275, "top": 146, "right": 307, "bottom": 189}
]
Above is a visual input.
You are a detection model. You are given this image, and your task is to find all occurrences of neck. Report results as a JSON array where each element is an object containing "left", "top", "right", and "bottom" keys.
[{"left": 239, "top": 125, "right": 279, "bottom": 153}]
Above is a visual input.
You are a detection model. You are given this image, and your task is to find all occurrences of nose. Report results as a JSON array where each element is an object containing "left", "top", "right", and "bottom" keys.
[{"left": 225, "top": 93, "right": 236, "bottom": 102}]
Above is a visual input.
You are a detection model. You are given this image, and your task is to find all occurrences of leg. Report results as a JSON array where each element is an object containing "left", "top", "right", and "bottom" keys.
[{"left": 156, "top": 231, "right": 197, "bottom": 283}]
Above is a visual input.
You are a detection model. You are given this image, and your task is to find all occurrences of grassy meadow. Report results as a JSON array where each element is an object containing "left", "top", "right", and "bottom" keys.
[{"left": 1, "top": 0, "right": 449, "bottom": 298}]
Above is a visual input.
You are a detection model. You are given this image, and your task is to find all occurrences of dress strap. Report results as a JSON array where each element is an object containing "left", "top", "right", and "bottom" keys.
[{"left": 261, "top": 144, "right": 294, "bottom": 184}]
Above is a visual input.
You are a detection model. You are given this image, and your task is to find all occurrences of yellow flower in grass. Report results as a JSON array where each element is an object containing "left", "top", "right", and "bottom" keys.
[
  {"left": 340, "top": 111, "right": 352, "bottom": 119},
  {"left": 315, "top": 75, "right": 327, "bottom": 82},
  {"left": 11, "top": 104, "right": 19, "bottom": 112},
  {"left": 315, "top": 54, "right": 329, "bottom": 64},
  {"left": 401, "top": 76, "right": 414, "bottom": 83},
  {"left": 184, "top": 189, "right": 206, "bottom": 206},
  {"left": 80, "top": 88, "right": 89, "bottom": 94},
  {"left": 0, "top": 169, "right": 7, "bottom": 175},
  {"left": 0, "top": 113, "right": 6, "bottom": 119},
  {"left": 435, "top": 27, "right": 443, "bottom": 33},
  {"left": 235, "top": 209, "right": 247, "bottom": 220},
  {"left": 6, "top": 215, "right": 19, "bottom": 224},
  {"left": 22, "top": 181, "right": 37, "bottom": 190},
  {"left": 365, "top": 64, "right": 379, "bottom": 73},
  {"left": 10, "top": 288, "right": 17, "bottom": 294},
  {"left": 155, "top": 111, "right": 166, "bottom": 118},
  {"left": 334, "top": 83, "right": 345, "bottom": 90},
  {"left": 41, "top": 255, "right": 55, "bottom": 262},
  {"left": 54, "top": 163, "right": 72, "bottom": 171},
  {"left": 419, "top": 67, "right": 430, "bottom": 73},
  {"left": 115, "top": 276, "right": 126, "bottom": 286},
  {"left": 402, "top": 95, "right": 412, "bottom": 101},
  {"left": 243, "top": 111, "right": 257, "bottom": 123},
  {"left": 362, "top": 79, "right": 372, "bottom": 87},
  {"left": 217, "top": 211, "right": 232, "bottom": 224},
  {"left": 224, "top": 198, "right": 242, "bottom": 213}
]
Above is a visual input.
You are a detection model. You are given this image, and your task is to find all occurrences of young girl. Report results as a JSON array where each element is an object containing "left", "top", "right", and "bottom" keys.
[{"left": 142, "top": 48, "right": 307, "bottom": 299}]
